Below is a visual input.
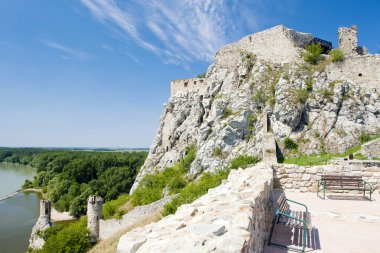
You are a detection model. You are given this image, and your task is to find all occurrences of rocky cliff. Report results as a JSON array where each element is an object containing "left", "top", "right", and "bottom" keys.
[{"left": 131, "top": 25, "right": 380, "bottom": 192}]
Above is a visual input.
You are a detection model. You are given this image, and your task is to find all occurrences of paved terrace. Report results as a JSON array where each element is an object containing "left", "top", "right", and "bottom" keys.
[{"left": 264, "top": 190, "right": 380, "bottom": 253}]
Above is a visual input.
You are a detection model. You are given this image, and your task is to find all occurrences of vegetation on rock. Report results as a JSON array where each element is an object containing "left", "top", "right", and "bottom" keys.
[
  {"left": 130, "top": 144, "right": 196, "bottom": 206},
  {"left": 229, "top": 155, "right": 260, "bottom": 170},
  {"left": 284, "top": 137, "right": 298, "bottom": 150},
  {"left": 103, "top": 194, "right": 130, "bottom": 219},
  {"left": 162, "top": 154, "right": 260, "bottom": 216},
  {"left": 38, "top": 217, "right": 91, "bottom": 253},
  {"left": 161, "top": 170, "right": 228, "bottom": 216},
  {"left": 329, "top": 48, "right": 344, "bottom": 62},
  {"left": 197, "top": 72, "right": 206, "bottom": 78},
  {"left": 302, "top": 43, "right": 323, "bottom": 65}
]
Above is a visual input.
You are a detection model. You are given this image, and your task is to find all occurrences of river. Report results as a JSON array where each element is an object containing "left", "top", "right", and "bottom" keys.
[{"left": 0, "top": 163, "right": 40, "bottom": 253}]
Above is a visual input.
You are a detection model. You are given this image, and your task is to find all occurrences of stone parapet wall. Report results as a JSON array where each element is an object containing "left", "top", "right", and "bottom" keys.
[
  {"left": 326, "top": 55, "right": 380, "bottom": 91},
  {"left": 118, "top": 163, "right": 273, "bottom": 253},
  {"left": 171, "top": 78, "right": 205, "bottom": 96},
  {"left": 273, "top": 162, "right": 380, "bottom": 194}
]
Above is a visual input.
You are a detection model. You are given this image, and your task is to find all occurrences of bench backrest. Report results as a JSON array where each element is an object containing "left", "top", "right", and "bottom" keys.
[
  {"left": 276, "top": 192, "right": 289, "bottom": 213},
  {"left": 321, "top": 175, "right": 364, "bottom": 187}
]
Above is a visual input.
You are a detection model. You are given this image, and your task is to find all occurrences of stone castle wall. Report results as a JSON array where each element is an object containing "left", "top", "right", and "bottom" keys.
[
  {"left": 273, "top": 162, "right": 380, "bottom": 194},
  {"left": 118, "top": 164, "right": 274, "bottom": 253},
  {"left": 326, "top": 55, "right": 380, "bottom": 91},
  {"left": 170, "top": 78, "right": 205, "bottom": 96}
]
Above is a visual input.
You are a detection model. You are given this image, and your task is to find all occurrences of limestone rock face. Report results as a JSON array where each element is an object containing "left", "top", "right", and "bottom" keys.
[
  {"left": 131, "top": 25, "right": 380, "bottom": 192},
  {"left": 29, "top": 216, "right": 51, "bottom": 249},
  {"left": 118, "top": 163, "right": 273, "bottom": 253}
]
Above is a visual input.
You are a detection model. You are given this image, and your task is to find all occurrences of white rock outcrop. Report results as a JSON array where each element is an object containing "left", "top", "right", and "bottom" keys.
[
  {"left": 118, "top": 163, "right": 273, "bottom": 253},
  {"left": 131, "top": 25, "right": 380, "bottom": 192}
]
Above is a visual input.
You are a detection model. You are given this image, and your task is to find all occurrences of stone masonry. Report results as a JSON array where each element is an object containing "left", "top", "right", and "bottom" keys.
[
  {"left": 29, "top": 200, "right": 52, "bottom": 250},
  {"left": 87, "top": 195, "right": 103, "bottom": 243},
  {"left": 171, "top": 78, "right": 205, "bottom": 97},
  {"left": 338, "top": 26, "right": 358, "bottom": 56},
  {"left": 273, "top": 161, "right": 380, "bottom": 194},
  {"left": 118, "top": 163, "right": 273, "bottom": 253}
]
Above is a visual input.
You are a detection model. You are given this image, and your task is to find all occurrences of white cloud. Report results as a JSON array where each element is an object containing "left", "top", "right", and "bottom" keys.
[
  {"left": 101, "top": 43, "right": 114, "bottom": 51},
  {"left": 80, "top": 0, "right": 264, "bottom": 64},
  {"left": 43, "top": 40, "right": 90, "bottom": 60}
]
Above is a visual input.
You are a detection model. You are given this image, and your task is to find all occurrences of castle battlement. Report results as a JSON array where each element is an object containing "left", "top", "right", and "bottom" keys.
[{"left": 170, "top": 78, "right": 205, "bottom": 96}]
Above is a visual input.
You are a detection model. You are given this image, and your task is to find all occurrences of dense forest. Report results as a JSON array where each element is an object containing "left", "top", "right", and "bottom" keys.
[{"left": 0, "top": 148, "right": 147, "bottom": 217}]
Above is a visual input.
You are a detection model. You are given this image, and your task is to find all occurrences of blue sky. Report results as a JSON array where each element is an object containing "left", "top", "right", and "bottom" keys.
[{"left": 0, "top": 0, "right": 379, "bottom": 148}]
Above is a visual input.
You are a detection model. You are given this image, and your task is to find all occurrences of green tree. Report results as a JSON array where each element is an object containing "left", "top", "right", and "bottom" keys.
[{"left": 302, "top": 43, "right": 323, "bottom": 65}]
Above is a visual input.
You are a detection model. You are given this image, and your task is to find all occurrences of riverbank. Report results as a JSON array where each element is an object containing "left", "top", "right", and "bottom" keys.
[{"left": 23, "top": 188, "right": 75, "bottom": 222}]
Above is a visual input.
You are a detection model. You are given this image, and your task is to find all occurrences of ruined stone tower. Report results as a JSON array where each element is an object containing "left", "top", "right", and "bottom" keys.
[
  {"left": 40, "top": 199, "right": 51, "bottom": 219},
  {"left": 29, "top": 200, "right": 52, "bottom": 249},
  {"left": 338, "top": 26, "right": 358, "bottom": 56},
  {"left": 87, "top": 195, "right": 103, "bottom": 243}
]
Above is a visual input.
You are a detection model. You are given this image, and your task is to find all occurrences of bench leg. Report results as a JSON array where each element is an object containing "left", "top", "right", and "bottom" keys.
[
  {"left": 317, "top": 181, "right": 320, "bottom": 198},
  {"left": 268, "top": 215, "right": 279, "bottom": 245},
  {"left": 302, "top": 226, "right": 307, "bottom": 253},
  {"left": 323, "top": 186, "right": 326, "bottom": 200}
]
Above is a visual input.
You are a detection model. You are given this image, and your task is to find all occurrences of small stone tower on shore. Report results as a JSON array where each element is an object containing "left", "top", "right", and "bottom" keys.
[
  {"left": 87, "top": 195, "right": 103, "bottom": 242},
  {"left": 29, "top": 200, "right": 52, "bottom": 249},
  {"left": 40, "top": 199, "right": 51, "bottom": 219}
]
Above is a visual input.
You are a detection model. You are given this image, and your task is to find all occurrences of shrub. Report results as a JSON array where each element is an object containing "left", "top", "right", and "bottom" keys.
[
  {"left": 306, "top": 79, "right": 313, "bottom": 92},
  {"left": 360, "top": 133, "right": 370, "bottom": 143},
  {"left": 102, "top": 193, "right": 129, "bottom": 219},
  {"left": 212, "top": 147, "right": 227, "bottom": 158},
  {"left": 247, "top": 114, "right": 257, "bottom": 140},
  {"left": 302, "top": 43, "right": 323, "bottom": 65},
  {"left": 329, "top": 48, "right": 344, "bottom": 62},
  {"left": 40, "top": 217, "right": 91, "bottom": 253},
  {"left": 197, "top": 72, "right": 206, "bottom": 78},
  {"left": 296, "top": 89, "right": 308, "bottom": 103},
  {"left": 229, "top": 155, "right": 260, "bottom": 170},
  {"left": 131, "top": 144, "right": 196, "bottom": 206},
  {"left": 284, "top": 137, "right": 298, "bottom": 150},
  {"left": 114, "top": 210, "right": 125, "bottom": 220},
  {"left": 162, "top": 170, "right": 229, "bottom": 216},
  {"left": 222, "top": 107, "right": 233, "bottom": 119}
]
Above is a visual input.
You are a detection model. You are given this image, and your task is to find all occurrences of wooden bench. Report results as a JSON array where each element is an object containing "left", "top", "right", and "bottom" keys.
[
  {"left": 317, "top": 175, "right": 373, "bottom": 200},
  {"left": 268, "top": 192, "right": 312, "bottom": 253}
]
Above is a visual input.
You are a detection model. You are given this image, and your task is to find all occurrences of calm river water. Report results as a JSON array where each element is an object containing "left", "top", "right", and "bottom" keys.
[{"left": 0, "top": 163, "right": 40, "bottom": 253}]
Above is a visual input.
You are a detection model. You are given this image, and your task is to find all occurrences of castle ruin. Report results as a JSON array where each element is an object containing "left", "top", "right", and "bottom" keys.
[
  {"left": 338, "top": 25, "right": 369, "bottom": 56},
  {"left": 170, "top": 78, "right": 205, "bottom": 96},
  {"left": 29, "top": 200, "right": 52, "bottom": 250},
  {"left": 87, "top": 195, "right": 103, "bottom": 243},
  {"left": 170, "top": 25, "right": 379, "bottom": 97}
]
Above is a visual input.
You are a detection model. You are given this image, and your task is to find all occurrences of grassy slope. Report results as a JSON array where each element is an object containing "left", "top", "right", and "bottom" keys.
[{"left": 284, "top": 134, "right": 380, "bottom": 166}]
